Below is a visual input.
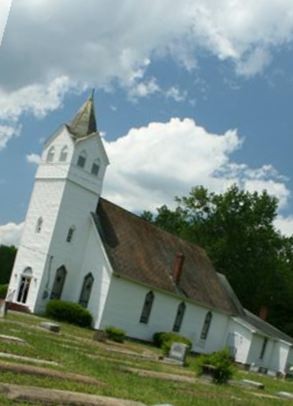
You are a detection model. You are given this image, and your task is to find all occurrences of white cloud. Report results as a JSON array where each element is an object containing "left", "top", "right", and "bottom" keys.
[
  {"left": 275, "top": 216, "right": 293, "bottom": 237},
  {"left": 0, "top": 0, "right": 293, "bottom": 150},
  {"left": 103, "top": 118, "right": 290, "bottom": 212},
  {"left": 0, "top": 222, "right": 23, "bottom": 247},
  {"left": 26, "top": 153, "right": 41, "bottom": 165},
  {"left": 0, "top": 0, "right": 12, "bottom": 45},
  {"left": 0, "top": 76, "right": 72, "bottom": 122},
  {"left": 0, "top": 124, "right": 20, "bottom": 151},
  {"left": 129, "top": 78, "right": 160, "bottom": 99},
  {"left": 166, "top": 86, "right": 187, "bottom": 102}
]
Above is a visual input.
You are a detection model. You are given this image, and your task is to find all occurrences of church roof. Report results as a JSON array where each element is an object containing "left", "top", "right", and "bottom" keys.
[
  {"left": 67, "top": 91, "right": 97, "bottom": 139},
  {"left": 93, "top": 198, "right": 242, "bottom": 315},
  {"left": 242, "top": 309, "right": 293, "bottom": 344}
]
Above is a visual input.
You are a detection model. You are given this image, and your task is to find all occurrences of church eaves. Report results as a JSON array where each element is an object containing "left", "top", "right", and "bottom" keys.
[{"left": 67, "top": 90, "right": 97, "bottom": 139}]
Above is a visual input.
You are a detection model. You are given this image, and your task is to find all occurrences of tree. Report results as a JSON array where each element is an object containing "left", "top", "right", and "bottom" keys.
[
  {"left": 143, "top": 185, "right": 293, "bottom": 335},
  {"left": 0, "top": 245, "right": 17, "bottom": 284}
]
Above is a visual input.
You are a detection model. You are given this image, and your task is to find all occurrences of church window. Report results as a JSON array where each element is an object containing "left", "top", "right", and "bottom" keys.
[
  {"left": 50, "top": 266, "right": 67, "bottom": 300},
  {"left": 77, "top": 151, "right": 87, "bottom": 168},
  {"left": 79, "top": 273, "right": 94, "bottom": 308},
  {"left": 47, "top": 146, "right": 55, "bottom": 162},
  {"left": 200, "top": 311, "right": 213, "bottom": 340},
  {"left": 91, "top": 159, "right": 100, "bottom": 176},
  {"left": 59, "top": 146, "right": 68, "bottom": 162},
  {"left": 173, "top": 302, "right": 186, "bottom": 332},
  {"left": 66, "top": 226, "right": 75, "bottom": 243},
  {"left": 140, "top": 291, "right": 154, "bottom": 324},
  {"left": 259, "top": 337, "right": 268, "bottom": 360},
  {"left": 35, "top": 217, "right": 43, "bottom": 233},
  {"left": 17, "top": 267, "right": 32, "bottom": 303}
]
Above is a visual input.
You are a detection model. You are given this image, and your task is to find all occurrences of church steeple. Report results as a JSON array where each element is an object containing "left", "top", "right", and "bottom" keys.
[{"left": 67, "top": 90, "right": 97, "bottom": 139}]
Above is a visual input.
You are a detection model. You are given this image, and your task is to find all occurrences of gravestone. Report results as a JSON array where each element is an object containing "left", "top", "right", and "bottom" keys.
[
  {"left": 166, "top": 342, "right": 188, "bottom": 365},
  {"left": 249, "top": 363, "right": 259, "bottom": 373},
  {"left": 241, "top": 379, "right": 264, "bottom": 389},
  {"left": 39, "top": 322, "right": 60, "bottom": 333},
  {"left": 93, "top": 329, "right": 107, "bottom": 342},
  {"left": 0, "top": 300, "right": 7, "bottom": 318}
]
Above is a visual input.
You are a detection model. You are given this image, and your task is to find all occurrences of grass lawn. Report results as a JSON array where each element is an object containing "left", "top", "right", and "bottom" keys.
[{"left": 0, "top": 311, "right": 292, "bottom": 405}]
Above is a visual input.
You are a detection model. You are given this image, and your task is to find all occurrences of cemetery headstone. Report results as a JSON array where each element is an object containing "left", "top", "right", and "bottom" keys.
[
  {"left": 39, "top": 321, "right": 60, "bottom": 333},
  {"left": 0, "top": 300, "right": 7, "bottom": 318},
  {"left": 166, "top": 342, "right": 188, "bottom": 365},
  {"left": 93, "top": 330, "right": 107, "bottom": 342}
]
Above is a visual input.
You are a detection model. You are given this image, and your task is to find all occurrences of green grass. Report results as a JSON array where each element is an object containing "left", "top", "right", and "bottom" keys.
[{"left": 0, "top": 312, "right": 292, "bottom": 405}]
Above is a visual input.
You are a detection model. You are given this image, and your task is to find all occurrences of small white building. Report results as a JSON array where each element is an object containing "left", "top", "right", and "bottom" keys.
[{"left": 7, "top": 94, "right": 293, "bottom": 375}]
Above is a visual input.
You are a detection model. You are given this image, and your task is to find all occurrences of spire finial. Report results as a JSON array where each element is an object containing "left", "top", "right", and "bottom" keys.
[
  {"left": 68, "top": 91, "right": 97, "bottom": 138},
  {"left": 90, "top": 88, "right": 95, "bottom": 101}
]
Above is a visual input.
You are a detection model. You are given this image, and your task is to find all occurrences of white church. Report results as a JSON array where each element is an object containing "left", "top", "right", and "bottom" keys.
[{"left": 7, "top": 94, "right": 293, "bottom": 376}]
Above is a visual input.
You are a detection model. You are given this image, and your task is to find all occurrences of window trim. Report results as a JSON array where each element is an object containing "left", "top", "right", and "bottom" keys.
[
  {"left": 200, "top": 311, "right": 213, "bottom": 340},
  {"left": 173, "top": 302, "right": 186, "bottom": 332},
  {"left": 50, "top": 266, "right": 67, "bottom": 300},
  {"left": 35, "top": 217, "right": 43, "bottom": 233},
  {"left": 79, "top": 273, "right": 94, "bottom": 308},
  {"left": 17, "top": 267, "right": 32, "bottom": 303},
  {"left": 259, "top": 337, "right": 268, "bottom": 360},
  {"left": 139, "top": 291, "right": 154, "bottom": 324},
  {"left": 47, "top": 146, "right": 55, "bottom": 163},
  {"left": 91, "top": 159, "right": 100, "bottom": 176},
  {"left": 77, "top": 150, "right": 87, "bottom": 168},
  {"left": 59, "top": 145, "right": 68, "bottom": 162},
  {"left": 66, "top": 226, "right": 75, "bottom": 243}
]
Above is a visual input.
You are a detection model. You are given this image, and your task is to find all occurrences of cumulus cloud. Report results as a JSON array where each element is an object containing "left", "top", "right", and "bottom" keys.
[
  {"left": 103, "top": 118, "right": 290, "bottom": 212},
  {"left": 0, "top": 222, "right": 23, "bottom": 247},
  {"left": 0, "top": 0, "right": 293, "bottom": 138},
  {"left": 1, "top": 117, "right": 291, "bottom": 244},
  {"left": 0, "top": 0, "right": 12, "bottom": 45},
  {"left": 274, "top": 216, "right": 293, "bottom": 237},
  {"left": 0, "top": 124, "right": 20, "bottom": 151},
  {"left": 26, "top": 153, "right": 41, "bottom": 165}
]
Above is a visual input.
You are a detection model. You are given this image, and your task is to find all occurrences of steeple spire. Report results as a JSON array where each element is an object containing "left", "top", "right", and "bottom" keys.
[{"left": 68, "top": 90, "right": 97, "bottom": 138}]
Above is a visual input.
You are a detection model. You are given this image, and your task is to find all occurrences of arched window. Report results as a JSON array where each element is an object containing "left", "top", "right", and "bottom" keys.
[
  {"left": 77, "top": 150, "right": 87, "bottom": 168},
  {"left": 200, "top": 311, "right": 213, "bottom": 340},
  {"left": 66, "top": 226, "right": 75, "bottom": 243},
  {"left": 173, "top": 302, "right": 186, "bottom": 332},
  {"left": 35, "top": 217, "right": 43, "bottom": 233},
  {"left": 50, "top": 266, "right": 67, "bottom": 300},
  {"left": 79, "top": 273, "right": 94, "bottom": 308},
  {"left": 140, "top": 291, "right": 154, "bottom": 324},
  {"left": 91, "top": 159, "right": 100, "bottom": 176},
  {"left": 59, "top": 146, "right": 68, "bottom": 162},
  {"left": 17, "top": 267, "right": 32, "bottom": 303},
  {"left": 47, "top": 146, "right": 55, "bottom": 163}
]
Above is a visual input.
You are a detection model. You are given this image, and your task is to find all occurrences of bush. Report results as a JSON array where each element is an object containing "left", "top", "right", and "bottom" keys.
[
  {"left": 105, "top": 326, "right": 126, "bottom": 343},
  {"left": 0, "top": 284, "right": 8, "bottom": 299},
  {"left": 46, "top": 300, "right": 93, "bottom": 327},
  {"left": 153, "top": 331, "right": 192, "bottom": 355},
  {"left": 195, "top": 348, "right": 234, "bottom": 384}
]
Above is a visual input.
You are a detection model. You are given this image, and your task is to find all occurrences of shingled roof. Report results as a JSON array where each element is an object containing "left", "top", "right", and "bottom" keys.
[
  {"left": 93, "top": 198, "right": 242, "bottom": 315},
  {"left": 67, "top": 91, "right": 97, "bottom": 139}
]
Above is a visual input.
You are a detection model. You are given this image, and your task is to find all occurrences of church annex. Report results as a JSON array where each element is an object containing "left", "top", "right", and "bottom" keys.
[{"left": 7, "top": 94, "right": 293, "bottom": 375}]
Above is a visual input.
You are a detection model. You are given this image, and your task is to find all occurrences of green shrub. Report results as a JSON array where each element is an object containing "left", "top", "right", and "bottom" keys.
[
  {"left": 0, "top": 284, "right": 8, "bottom": 299},
  {"left": 153, "top": 331, "right": 192, "bottom": 355},
  {"left": 105, "top": 326, "right": 126, "bottom": 343},
  {"left": 46, "top": 300, "right": 92, "bottom": 327},
  {"left": 195, "top": 348, "right": 234, "bottom": 384}
]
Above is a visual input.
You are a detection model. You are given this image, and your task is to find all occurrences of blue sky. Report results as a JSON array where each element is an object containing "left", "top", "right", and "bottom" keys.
[{"left": 0, "top": 0, "right": 293, "bottom": 244}]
